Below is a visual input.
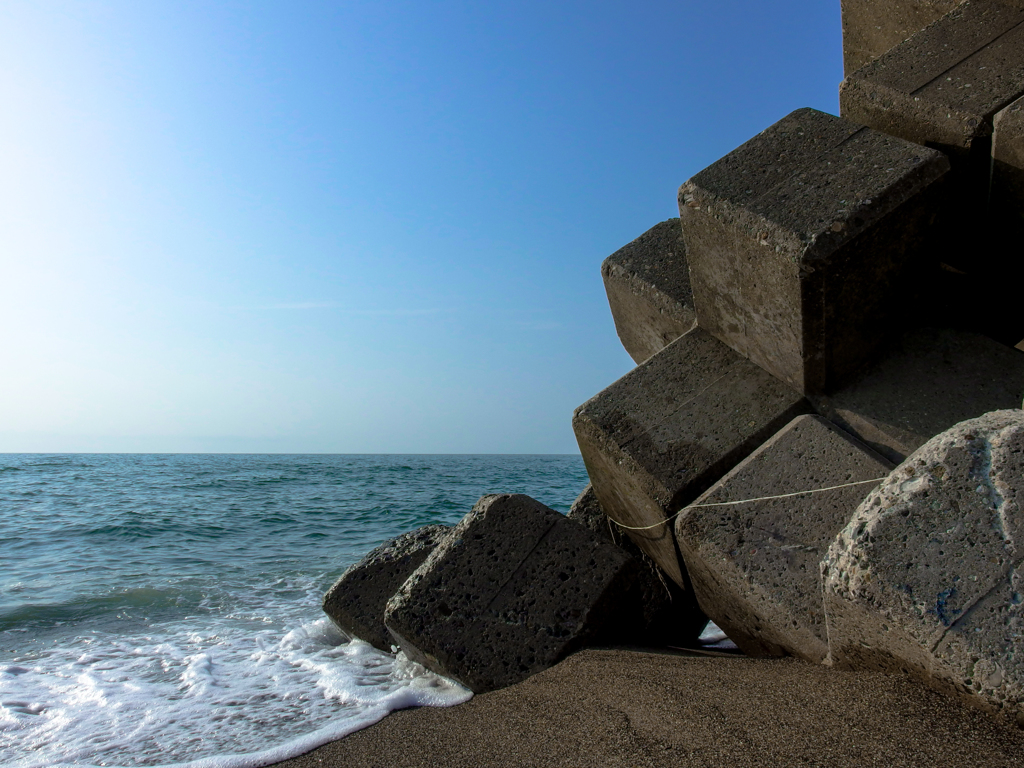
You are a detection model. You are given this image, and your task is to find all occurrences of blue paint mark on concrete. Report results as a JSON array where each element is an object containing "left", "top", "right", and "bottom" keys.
[{"left": 930, "top": 588, "right": 961, "bottom": 626}]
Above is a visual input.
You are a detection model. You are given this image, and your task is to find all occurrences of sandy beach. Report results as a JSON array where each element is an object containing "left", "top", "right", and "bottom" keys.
[{"left": 270, "top": 647, "right": 1024, "bottom": 767}]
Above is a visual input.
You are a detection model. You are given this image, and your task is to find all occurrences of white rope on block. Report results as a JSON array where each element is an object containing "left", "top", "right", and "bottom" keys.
[{"left": 606, "top": 476, "right": 888, "bottom": 532}]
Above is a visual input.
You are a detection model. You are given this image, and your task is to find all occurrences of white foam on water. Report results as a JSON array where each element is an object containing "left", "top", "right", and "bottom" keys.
[
  {"left": 698, "top": 621, "right": 738, "bottom": 650},
  {"left": 0, "top": 616, "right": 471, "bottom": 768}
]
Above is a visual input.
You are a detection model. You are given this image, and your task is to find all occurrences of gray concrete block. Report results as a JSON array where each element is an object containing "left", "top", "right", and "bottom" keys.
[
  {"left": 322, "top": 524, "right": 451, "bottom": 651},
  {"left": 601, "top": 219, "right": 696, "bottom": 364},
  {"left": 567, "top": 484, "right": 708, "bottom": 645},
  {"left": 823, "top": 410, "right": 1024, "bottom": 725},
  {"left": 810, "top": 327, "right": 1024, "bottom": 465},
  {"left": 678, "top": 107, "right": 949, "bottom": 394},
  {"left": 572, "top": 326, "right": 809, "bottom": 589},
  {"left": 840, "top": 1, "right": 1024, "bottom": 207},
  {"left": 993, "top": 96, "right": 1024, "bottom": 237},
  {"left": 675, "top": 415, "right": 894, "bottom": 664},
  {"left": 384, "top": 494, "right": 642, "bottom": 693},
  {"left": 841, "top": 0, "right": 963, "bottom": 74}
]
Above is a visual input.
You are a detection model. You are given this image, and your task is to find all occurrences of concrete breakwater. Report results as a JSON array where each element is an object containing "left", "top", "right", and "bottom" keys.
[{"left": 322, "top": 0, "right": 1024, "bottom": 727}]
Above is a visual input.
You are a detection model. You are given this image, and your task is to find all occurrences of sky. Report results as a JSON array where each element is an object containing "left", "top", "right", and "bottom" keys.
[{"left": 0, "top": 1, "right": 843, "bottom": 454}]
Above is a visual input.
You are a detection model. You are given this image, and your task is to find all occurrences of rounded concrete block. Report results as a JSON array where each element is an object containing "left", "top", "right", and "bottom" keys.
[{"left": 823, "top": 409, "right": 1024, "bottom": 724}]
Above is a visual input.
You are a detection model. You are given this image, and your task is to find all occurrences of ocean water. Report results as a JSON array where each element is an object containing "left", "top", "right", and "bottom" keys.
[{"left": 0, "top": 454, "right": 591, "bottom": 768}]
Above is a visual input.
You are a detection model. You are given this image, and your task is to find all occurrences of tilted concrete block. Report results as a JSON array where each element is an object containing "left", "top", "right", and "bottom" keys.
[
  {"left": 840, "top": 1, "right": 1024, "bottom": 217},
  {"left": 841, "top": 0, "right": 963, "bottom": 74},
  {"left": 823, "top": 410, "right": 1024, "bottom": 725},
  {"left": 675, "top": 415, "right": 893, "bottom": 664},
  {"left": 679, "top": 107, "right": 948, "bottom": 394},
  {"left": 601, "top": 218, "right": 696, "bottom": 364},
  {"left": 573, "top": 326, "right": 809, "bottom": 589},
  {"left": 810, "top": 327, "right": 1024, "bottom": 465},
  {"left": 993, "top": 96, "right": 1024, "bottom": 238},
  {"left": 384, "top": 494, "right": 643, "bottom": 693},
  {"left": 322, "top": 524, "right": 451, "bottom": 651},
  {"left": 567, "top": 484, "right": 708, "bottom": 644}
]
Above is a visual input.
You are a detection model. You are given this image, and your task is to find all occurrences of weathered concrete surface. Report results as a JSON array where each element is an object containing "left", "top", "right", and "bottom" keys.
[
  {"left": 678, "top": 107, "right": 948, "bottom": 395},
  {"left": 841, "top": 0, "right": 963, "bottom": 74},
  {"left": 675, "top": 415, "right": 894, "bottom": 664},
  {"left": 823, "top": 410, "right": 1024, "bottom": 725},
  {"left": 384, "top": 493, "right": 643, "bottom": 693},
  {"left": 601, "top": 219, "right": 696, "bottom": 364},
  {"left": 573, "top": 326, "right": 809, "bottom": 589},
  {"left": 993, "top": 95, "right": 1024, "bottom": 237},
  {"left": 567, "top": 485, "right": 708, "bottom": 644},
  {"left": 322, "top": 524, "right": 451, "bottom": 651},
  {"left": 810, "top": 327, "right": 1024, "bottom": 465},
  {"left": 840, "top": 1, "right": 1024, "bottom": 215}
]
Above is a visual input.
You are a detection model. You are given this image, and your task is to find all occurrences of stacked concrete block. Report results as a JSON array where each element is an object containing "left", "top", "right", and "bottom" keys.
[
  {"left": 675, "top": 415, "right": 893, "bottom": 664},
  {"left": 839, "top": 2, "right": 1024, "bottom": 235},
  {"left": 322, "top": 524, "right": 451, "bottom": 651},
  {"left": 810, "top": 327, "right": 1024, "bottom": 464},
  {"left": 823, "top": 410, "right": 1024, "bottom": 725},
  {"left": 678, "top": 107, "right": 949, "bottom": 395},
  {"left": 601, "top": 219, "right": 696, "bottom": 365},
  {"left": 992, "top": 96, "right": 1024, "bottom": 237},
  {"left": 384, "top": 494, "right": 644, "bottom": 693},
  {"left": 572, "top": 326, "right": 809, "bottom": 590},
  {"left": 567, "top": 485, "right": 708, "bottom": 644},
  {"left": 840, "top": 0, "right": 963, "bottom": 74}
]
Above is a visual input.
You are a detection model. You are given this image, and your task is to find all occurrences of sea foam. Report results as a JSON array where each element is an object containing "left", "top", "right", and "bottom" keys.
[{"left": 1, "top": 617, "right": 471, "bottom": 768}]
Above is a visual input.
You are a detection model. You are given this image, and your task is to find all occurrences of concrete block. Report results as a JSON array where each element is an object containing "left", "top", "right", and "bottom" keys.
[
  {"left": 823, "top": 410, "right": 1024, "bottom": 724},
  {"left": 572, "top": 326, "right": 809, "bottom": 589},
  {"left": 840, "top": 1, "right": 1024, "bottom": 215},
  {"left": 322, "top": 524, "right": 451, "bottom": 651},
  {"left": 567, "top": 484, "right": 708, "bottom": 644},
  {"left": 675, "top": 415, "right": 894, "bottom": 664},
  {"left": 384, "top": 494, "right": 642, "bottom": 693},
  {"left": 811, "top": 327, "right": 1024, "bottom": 465},
  {"left": 993, "top": 96, "right": 1024, "bottom": 237},
  {"left": 601, "top": 218, "right": 696, "bottom": 364},
  {"left": 841, "top": 0, "right": 963, "bottom": 74},
  {"left": 678, "top": 107, "right": 949, "bottom": 394}
]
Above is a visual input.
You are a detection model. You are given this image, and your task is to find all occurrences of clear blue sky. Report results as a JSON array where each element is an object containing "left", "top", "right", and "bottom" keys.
[{"left": 1, "top": 1, "right": 842, "bottom": 454}]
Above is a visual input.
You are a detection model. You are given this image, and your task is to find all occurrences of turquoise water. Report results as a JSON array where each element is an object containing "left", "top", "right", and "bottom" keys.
[{"left": 0, "top": 454, "right": 589, "bottom": 767}]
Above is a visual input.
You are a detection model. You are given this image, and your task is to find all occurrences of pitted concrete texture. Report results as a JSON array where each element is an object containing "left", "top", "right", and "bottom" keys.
[
  {"left": 675, "top": 415, "right": 893, "bottom": 664},
  {"left": 678, "top": 107, "right": 948, "bottom": 395},
  {"left": 840, "top": 1, "right": 1024, "bottom": 190},
  {"left": 823, "top": 410, "right": 1024, "bottom": 725},
  {"left": 384, "top": 494, "right": 642, "bottom": 693},
  {"left": 572, "top": 327, "right": 809, "bottom": 589},
  {"left": 322, "top": 525, "right": 451, "bottom": 651},
  {"left": 567, "top": 485, "right": 708, "bottom": 645},
  {"left": 810, "top": 327, "right": 1024, "bottom": 465},
  {"left": 601, "top": 219, "right": 696, "bottom": 365},
  {"left": 841, "top": 0, "right": 963, "bottom": 74},
  {"left": 993, "top": 96, "right": 1024, "bottom": 233}
]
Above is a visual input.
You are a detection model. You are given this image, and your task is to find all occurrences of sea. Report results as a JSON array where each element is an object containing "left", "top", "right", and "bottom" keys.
[{"left": 0, "top": 453, "right": 593, "bottom": 768}]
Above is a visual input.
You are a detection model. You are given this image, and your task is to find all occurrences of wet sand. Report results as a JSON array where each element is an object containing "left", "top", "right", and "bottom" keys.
[{"left": 270, "top": 647, "right": 1024, "bottom": 767}]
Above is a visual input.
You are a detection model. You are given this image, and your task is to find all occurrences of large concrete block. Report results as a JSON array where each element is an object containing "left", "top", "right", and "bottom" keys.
[
  {"left": 841, "top": 0, "right": 963, "bottom": 74},
  {"left": 823, "top": 410, "right": 1024, "bottom": 724},
  {"left": 322, "top": 524, "right": 451, "bottom": 651},
  {"left": 810, "top": 327, "right": 1024, "bottom": 465},
  {"left": 567, "top": 484, "right": 708, "bottom": 644},
  {"left": 993, "top": 96, "right": 1024, "bottom": 237},
  {"left": 384, "top": 494, "right": 642, "bottom": 693},
  {"left": 678, "top": 107, "right": 948, "bottom": 394},
  {"left": 572, "top": 326, "right": 809, "bottom": 589},
  {"left": 840, "top": 1, "right": 1024, "bottom": 216},
  {"left": 675, "top": 415, "right": 894, "bottom": 664},
  {"left": 601, "top": 218, "right": 696, "bottom": 364}
]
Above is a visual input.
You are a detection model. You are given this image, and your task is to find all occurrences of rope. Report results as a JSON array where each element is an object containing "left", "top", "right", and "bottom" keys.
[{"left": 606, "top": 476, "right": 888, "bottom": 531}]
